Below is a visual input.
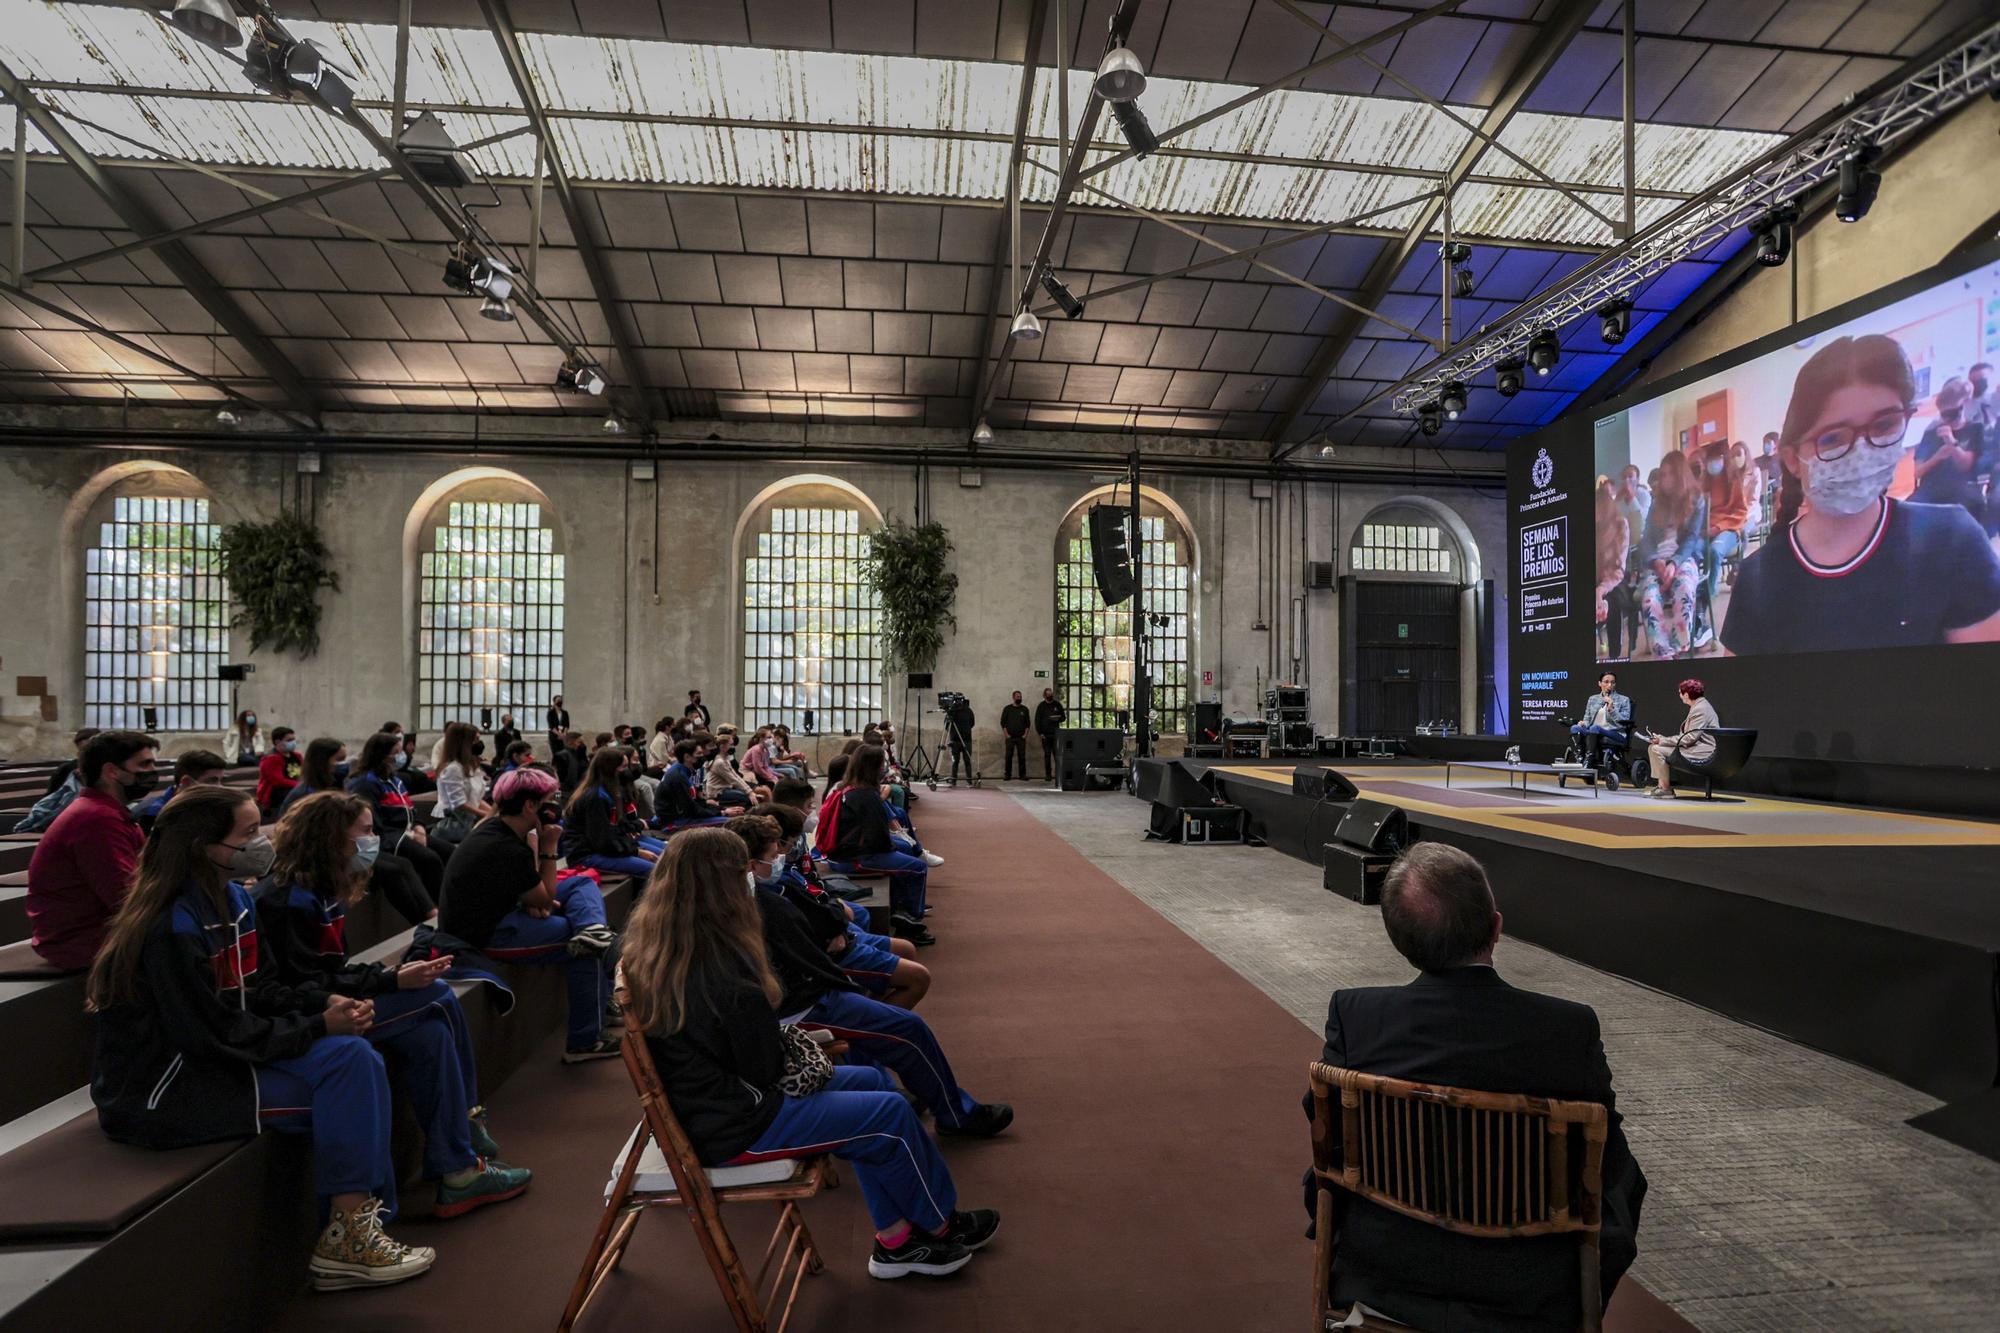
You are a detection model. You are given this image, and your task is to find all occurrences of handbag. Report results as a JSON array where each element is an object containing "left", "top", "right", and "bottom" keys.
[{"left": 776, "top": 1024, "right": 833, "bottom": 1098}]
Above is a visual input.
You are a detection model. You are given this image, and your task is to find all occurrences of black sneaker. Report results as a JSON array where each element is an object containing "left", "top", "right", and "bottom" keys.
[
  {"left": 937, "top": 1102, "right": 1013, "bottom": 1139},
  {"left": 562, "top": 1037, "right": 621, "bottom": 1064},
  {"left": 868, "top": 1231, "right": 972, "bottom": 1280},
  {"left": 936, "top": 1208, "right": 1001, "bottom": 1251}
]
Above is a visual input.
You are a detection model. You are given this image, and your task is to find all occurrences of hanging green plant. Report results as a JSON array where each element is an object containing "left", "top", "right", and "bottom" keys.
[
  {"left": 861, "top": 519, "right": 959, "bottom": 673},
  {"left": 218, "top": 517, "right": 341, "bottom": 657}
]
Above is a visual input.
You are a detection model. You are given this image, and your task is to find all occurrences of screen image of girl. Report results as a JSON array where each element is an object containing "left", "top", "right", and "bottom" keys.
[
  {"left": 1721, "top": 334, "right": 2000, "bottom": 655},
  {"left": 1637, "top": 450, "right": 1708, "bottom": 659}
]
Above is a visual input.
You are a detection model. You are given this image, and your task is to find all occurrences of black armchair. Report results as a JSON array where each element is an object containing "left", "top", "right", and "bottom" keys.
[{"left": 1667, "top": 727, "right": 1758, "bottom": 800}]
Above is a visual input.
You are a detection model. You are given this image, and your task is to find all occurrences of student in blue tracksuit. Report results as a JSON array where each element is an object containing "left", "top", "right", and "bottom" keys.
[
  {"left": 132, "top": 748, "right": 229, "bottom": 835},
  {"left": 820, "top": 745, "right": 931, "bottom": 937},
  {"left": 435, "top": 766, "right": 620, "bottom": 1064},
  {"left": 754, "top": 797, "right": 930, "bottom": 1010},
  {"left": 559, "top": 747, "right": 664, "bottom": 878},
  {"left": 731, "top": 815, "right": 1012, "bottom": 1140},
  {"left": 86, "top": 786, "right": 434, "bottom": 1292},
  {"left": 655, "top": 738, "right": 725, "bottom": 830},
  {"left": 346, "top": 730, "right": 449, "bottom": 909},
  {"left": 278, "top": 736, "right": 346, "bottom": 816},
  {"left": 621, "top": 825, "right": 1000, "bottom": 1280},
  {"left": 257, "top": 791, "right": 531, "bottom": 1217}
]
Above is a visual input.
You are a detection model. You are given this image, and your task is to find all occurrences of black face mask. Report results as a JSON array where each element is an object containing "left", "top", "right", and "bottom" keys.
[
  {"left": 619, "top": 766, "right": 640, "bottom": 783},
  {"left": 121, "top": 768, "right": 159, "bottom": 800},
  {"left": 472, "top": 741, "right": 486, "bottom": 757}
]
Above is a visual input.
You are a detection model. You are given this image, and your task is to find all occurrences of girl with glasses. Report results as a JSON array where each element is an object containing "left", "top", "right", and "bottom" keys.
[{"left": 1723, "top": 334, "right": 2000, "bottom": 654}]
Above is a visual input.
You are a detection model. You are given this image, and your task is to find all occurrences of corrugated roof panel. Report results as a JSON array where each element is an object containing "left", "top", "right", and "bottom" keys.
[
  {"left": 552, "top": 121, "right": 1013, "bottom": 198},
  {"left": 0, "top": 3, "right": 241, "bottom": 92},
  {"left": 40, "top": 89, "right": 378, "bottom": 171},
  {"left": 1484, "top": 114, "right": 1779, "bottom": 193}
]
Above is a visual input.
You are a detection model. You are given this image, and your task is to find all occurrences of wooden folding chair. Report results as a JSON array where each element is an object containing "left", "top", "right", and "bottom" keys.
[
  {"left": 1307, "top": 1062, "right": 1608, "bottom": 1333},
  {"left": 560, "top": 1023, "right": 837, "bottom": 1333}
]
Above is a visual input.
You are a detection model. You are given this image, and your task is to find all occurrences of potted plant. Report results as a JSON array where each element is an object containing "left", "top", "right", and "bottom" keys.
[
  {"left": 861, "top": 518, "right": 959, "bottom": 695},
  {"left": 218, "top": 516, "right": 341, "bottom": 656}
]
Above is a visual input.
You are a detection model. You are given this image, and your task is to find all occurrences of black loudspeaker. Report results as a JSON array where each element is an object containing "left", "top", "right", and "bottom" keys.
[
  {"left": 1334, "top": 798, "right": 1409, "bottom": 853},
  {"left": 1087, "top": 504, "right": 1135, "bottom": 605},
  {"left": 1292, "top": 767, "right": 1360, "bottom": 802},
  {"left": 217, "top": 663, "right": 254, "bottom": 682},
  {"left": 480, "top": 707, "right": 494, "bottom": 729},
  {"left": 142, "top": 707, "right": 159, "bottom": 732},
  {"left": 907, "top": 672, "right": 934, "bottom": 689},
  {"left": 1190, "top": 701, "right": 1224, "bottom": 742},
  {"left": 1057, "top": 728, "right": 1122, "bottom": 790}
]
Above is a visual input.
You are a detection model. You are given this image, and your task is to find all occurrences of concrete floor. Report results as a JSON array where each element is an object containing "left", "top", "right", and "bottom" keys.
[{"left": 1003, "top": 784, "right": 2000, "bottom": 1333}]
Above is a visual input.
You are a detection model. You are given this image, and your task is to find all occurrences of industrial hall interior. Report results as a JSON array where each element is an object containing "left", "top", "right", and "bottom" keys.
[{"left": 2, "top": 0, "right": 2000, "bottom": 1330}]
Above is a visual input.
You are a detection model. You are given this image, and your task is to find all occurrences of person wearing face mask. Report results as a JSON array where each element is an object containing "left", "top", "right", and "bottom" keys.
[
  {"left": 255, "top": 726, "right": 303, "bottom": 816},
  {"left": 1913, "top": 377, "right": 1986, "bottom": 518},
  {"left": 1698, "top": 442, "right": 1753, "bottom": 632},
  {"left": 433, "top": 721, "right": 496, "bottom": 848},
  {"left": 135, "top": 748, "right": 229, "bottom": 836},
  {"left": 86, "top": 786, "right": 438, "bottom": 1292},
  {"left": 558, "top": 747, "right": 665, "bottom": 878},
  {"left": 1033, "top": 688, "right": 1067, "bottom": 781},
  {"left": 346, "top": 732, "right": 451, "bottom": 909},
  {"left": 26, "top": 730, "right": 159, "bottom": 970},
  {"left": 1635, "top": 450, "right": 1707, "bottom": 659},
  {"left": 280, "top": 737, "right": 348, "bottom": 815},
  {"left": 492, "top": 712, "right": 522, "bottom": 762},
  {"left": 396, "top": 732, "right": 436, "bottom": 796},
  {"left": 657, "top": 738, "right": 726, "bottom": 829},
  {"left": 436, "top": 767, "right": 621, "bottom": 1064},
  {"left": 1723, "top": 337, "right": 2000, "bottom": 655},
  {"left": 219, "top": 708, "right": 267, "bottom": 767},
  {"left": 256, "top": 792, "right": 531, "bottom": 1219},
  {"left": 702, "top": 730, "right": 769, "bottom": 810}
]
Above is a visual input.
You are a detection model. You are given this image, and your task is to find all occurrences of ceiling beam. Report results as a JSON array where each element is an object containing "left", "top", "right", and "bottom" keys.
[
  {"left": 1269, "top": 0, "right": 1596, "bottom": 458},
  {"left": 476, "top": 0, "right": 659, "bottom": 421},
  {"left": 967, "top": 0, "right": 1049, "bottom": 434},
  {"left": 0, "top": 61, "right": 323, "bottom": 419}
]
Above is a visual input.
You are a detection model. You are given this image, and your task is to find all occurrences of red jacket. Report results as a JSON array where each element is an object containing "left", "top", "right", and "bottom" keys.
[
  {"left": 27, "top": 788, "right": 144, "bottom": 970},
  {"left": 255, "top": 749, "right": 302, "bottom": 811}
]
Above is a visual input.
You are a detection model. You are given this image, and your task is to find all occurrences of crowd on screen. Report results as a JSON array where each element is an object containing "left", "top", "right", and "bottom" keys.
[
  {"left": 15, "top": 693, "right": 1010, "bottom": 1291},
  {"left": 1597, "top": 351, "right": 2000, "bottom": 661}
]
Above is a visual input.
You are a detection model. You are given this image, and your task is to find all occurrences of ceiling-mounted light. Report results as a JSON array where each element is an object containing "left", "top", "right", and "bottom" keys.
[
  {"left": 1094, "top": 45, "right": 1147, "bottom": 102},
  {"left": 1526, "top": 329, "right": 1560, "bottom": 376},
  {"left": 443, "top": 254, "right": 473, "bottom": 292},
  {"left": 1040, "top": 270, "right": 1085, "bottom": 320},
  {"left": 167, "top": 0, "right": 243, "bottom": 51},
  {"left": 1111, "top": 100, "right": 1159, "bottom": 157},
  {"left": 1494, "top": 358, "right": 1524, "bottom": 398},
  {"left": 1835, "top": 148, "right": 1880, "bottom": 223},
  {"left": 468, "top": 256, "right": 514, "bottom": 302},
  {"left": 1439, "top": 380, "right": 1468, "bottom": 420},
  {"left": 602, "top": 414, "right": 624, "bottom": 433},
  {"left": 1010, "top": 308, "right": 1044, "bottom": 341},
  {"left": 1417, "top": 402, "right": 1443, "bottom": 436},
  {"left": 1751, "top": 204, "right": 1797, "bottom": 267},
  {"left": 214, "top": 405, "right": 239, "bottom": 425},
  {"left": 557, "top": 360, "right": 606, "bottom": 396},
  {"left": 1453, "top": 267, "right": 1475, "bottom": 298},
  {"left": 399, "top": 110, "right": 475, "bottom": 190},
  {"left": 1597, "top": 298, "right": 1634, "bottom": 346},
  {"left": 479, "top": 293, "right": 515, "bottom": 322},
  {"left": 972, "top": 420, "right": 995, "bottom": 445},
  {"left": 1318, "top": 443, "right": 1335, "bottom": 458}
]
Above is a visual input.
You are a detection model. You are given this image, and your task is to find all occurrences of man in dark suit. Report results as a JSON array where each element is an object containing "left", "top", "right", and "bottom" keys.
[{"left": 1304, "top": 844, "right": 1646, "bottom": 1331}]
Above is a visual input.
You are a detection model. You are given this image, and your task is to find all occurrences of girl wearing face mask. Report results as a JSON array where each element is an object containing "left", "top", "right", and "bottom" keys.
[
  {"left": 1636, "top": 450, "right": 1708, "bottom": 659},
  {"left": 220, "top": 708, "right": 267, "bottom": 767},
  {"left": 87, "top": 787, "right": 436, "bottom": 1291},
  {"left": 346, "top": 731, "right": 450, "bottom": 912},
  {"left": 256, "top": 793, "right": 531, "bottom": 1221},
  {"left": 432, "top": 722, "right": 495, "bottom": 849},
  {"left": 255, "top": 726, "right": 303, "bottom": 816},
  {"left": 558, "top": 746, "right": 665, "bottom": 877},
  {"left": 1700, "top": 441, "right": 1754, "bottom": 613},
  {"left": 1725, "top": 335, "right": 2000, "bottom": 654}
]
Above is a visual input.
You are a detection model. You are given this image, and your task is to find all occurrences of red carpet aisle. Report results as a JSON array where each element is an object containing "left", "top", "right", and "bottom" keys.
[{"left": 272, "top": 788, "right": 1689, "bottom": 1332}]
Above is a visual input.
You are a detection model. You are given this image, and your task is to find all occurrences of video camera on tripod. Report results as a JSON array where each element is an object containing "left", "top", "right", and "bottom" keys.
[{"left": 937, "top": 690, "right": 969, "bottom": 711}]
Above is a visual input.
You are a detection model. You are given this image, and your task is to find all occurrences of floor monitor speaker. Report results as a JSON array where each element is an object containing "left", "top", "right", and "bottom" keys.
[
  {"left": 1333, "top": 798, "right": 1409, "bottom": 854},
  {"left": 1292, "top": 767, "right": 1360, "bottom": 802}
]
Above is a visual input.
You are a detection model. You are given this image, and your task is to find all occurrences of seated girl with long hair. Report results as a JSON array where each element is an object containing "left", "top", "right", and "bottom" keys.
[
  {"left": 87, "top": 787, "right": 432, "bottom": 1291},
  {"left": 559, "top": 746, "right": 666, "bottom": 878},
  {"left": 346, "top": 730, "right": 450, "bottom": 908},
  {"left": 620, "top": 827, "right": 999, "bottom": 1280},
  {"left": 256, "top": 791, "right": 532, "bottom": 1217}
]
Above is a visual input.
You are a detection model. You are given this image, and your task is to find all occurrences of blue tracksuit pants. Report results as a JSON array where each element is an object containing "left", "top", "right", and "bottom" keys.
[
  {"left": 800, "top": 990, "right": 978, "bottom": 1130},
  {"left": 364, "top": 981, "right": 479, "bottom": 1179},
  {"left": 257, "top": 1035, "right": 398, "bottom": 1213},
  {"left": 485, "top": 875, "right": 610, "bottom": 1049}
]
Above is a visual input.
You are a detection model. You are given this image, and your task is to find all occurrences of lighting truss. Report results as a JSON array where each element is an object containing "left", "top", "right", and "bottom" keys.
[{"left": 1382, "top": 18, "right": 2000, "bottom": 419}]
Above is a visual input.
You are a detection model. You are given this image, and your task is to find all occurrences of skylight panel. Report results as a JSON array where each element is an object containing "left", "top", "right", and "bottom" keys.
[{"left": 38, "top": 89, "right": 377, "bottom": 171}]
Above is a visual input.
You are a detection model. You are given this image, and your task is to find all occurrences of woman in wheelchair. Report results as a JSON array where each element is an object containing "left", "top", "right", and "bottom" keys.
[
  {"left": 1641, "top": 679, "right": 1718, "bottom": 800},
  {"left": 618, "top": 827, "right": 1000, "bottom": 1281}
]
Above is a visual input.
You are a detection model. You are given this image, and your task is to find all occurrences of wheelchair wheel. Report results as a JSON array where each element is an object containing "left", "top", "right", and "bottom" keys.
[{"left": 1606, "top": 769, "right": 1620, "bottom": 792}]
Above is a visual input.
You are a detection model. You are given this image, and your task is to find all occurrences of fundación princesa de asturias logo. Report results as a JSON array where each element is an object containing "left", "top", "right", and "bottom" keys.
[{"left": 1530, "top": 447, "right": 1554, "bottom": 490}]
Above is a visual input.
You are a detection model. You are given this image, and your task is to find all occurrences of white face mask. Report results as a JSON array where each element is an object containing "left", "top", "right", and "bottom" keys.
[
  {"left": 803, "top": 809, "right": 819, "bottom": 835},
  {"left": 1802, "top": 441, "right": 1903, "bottom": 516},
  {"left": 744, "top": 871, "right": 758, "bottom": 897}
]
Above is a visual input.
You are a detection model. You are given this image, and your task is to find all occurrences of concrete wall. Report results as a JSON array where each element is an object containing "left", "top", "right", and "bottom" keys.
[
  {"left": 0, "top": 445, "right": 1503, "bottom": 770},
  {"left": 1634, "top": 95, "right": 2000, "bottom": 391}
]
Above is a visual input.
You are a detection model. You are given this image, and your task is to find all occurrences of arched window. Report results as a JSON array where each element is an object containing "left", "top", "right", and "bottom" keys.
[
  {"left": 417, "top": 498, "right": 564, "bottom": 733},
  {"left": 741, "top": 493, "right": 882, "bottom": 734},
  {"left": 1351, "top": 516, "right": 1455, "bottom": 575},
  {"left": 83, "top": 495, "right": 230, "bottom": 730},
  {"left": 1055, "top": 497, "right": 1193, "bottom": 732}
]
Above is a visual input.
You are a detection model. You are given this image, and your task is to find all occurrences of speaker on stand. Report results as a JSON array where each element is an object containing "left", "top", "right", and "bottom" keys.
[{"left": 1087, "top": 504, "right": 1135, "bottom": 605}]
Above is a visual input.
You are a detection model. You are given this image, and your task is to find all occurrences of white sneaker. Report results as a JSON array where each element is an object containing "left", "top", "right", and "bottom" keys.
[
  {"left": 921, "top": 851, "right": 944, "bottom": 868},
  {"left": 311, "top": 1198, "right": 435, "bottom": 1291}
]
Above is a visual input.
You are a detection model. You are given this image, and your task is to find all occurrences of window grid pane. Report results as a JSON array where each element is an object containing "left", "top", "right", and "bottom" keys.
[
  {"left": 1351, "top": 519, "right": 1453, "bottom": 574},
  {"left": 83, "top": 496, "right": 231, "bottom": 731},
  {"left": 741, "top": 506, "right": 882, "bottom": 734},
  {"left": 417, "top": 501, "right": 565, "bottom": 732},
  {"left": 1055, "top": 508, "right": 1191, "bottom": 733}
]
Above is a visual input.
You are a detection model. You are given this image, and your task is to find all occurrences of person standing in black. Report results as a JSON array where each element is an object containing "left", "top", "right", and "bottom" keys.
[
  {"left": 686, "top": 689, "right": 712, "bottom": 730},
  {"left": 1033, "top": 687, "right": 1066, "bottom": 781},
  {"left": 545, "top": 695, "right": 570, "bottom": 757},
  {"left": 493, "top": 713, "right": 521, "bottom": 764},
  {"left": 998, "top": 692, "right": 1030, "bottom": 781},
  {"left": 945, "top": 696, "right": 975, "bottom": 784}
]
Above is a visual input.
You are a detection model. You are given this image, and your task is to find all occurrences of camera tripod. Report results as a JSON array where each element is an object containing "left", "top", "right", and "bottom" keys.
[{"left": 919, "top": 715, "right": 980, "bottom": 791}]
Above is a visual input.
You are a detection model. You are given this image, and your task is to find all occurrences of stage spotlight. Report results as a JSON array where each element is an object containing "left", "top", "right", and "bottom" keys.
[
  {"left": 1417, "top": 401, "right": 1443, "bottom": 436},
  {"left": 1751, "top": 205, "right": 1796, "bottom": 267},
  {"left": 479, "top": 293, "right": 515, "bottom": 322},
  {"left": 1095, "top": 44, "right": 1147, "bottom": 102},
  {"left": 1835, "top": 149, "right": 1879, "bottom": 223},
  {"left": 1040, "top": 270, "right": 1085, "bottom": 320},
  {"left": 972, "top": 419, "right": 995, "bottom": 445},
  {"left": 1597, "top": 298, "right": 1633, "bottom": 346},
  {"left": 1443, "top": 241, "right": 1473, "bottom": 295},
  {"left": 1111, "top": 100, "right": 1159, "bottom": 158},
  {"left": 1010, "top": 308, "right": 1044, "bottom": 341},
  {"left": 1494, "top": 358, "right": 1524, "bottom": 397},
  {"left": 168, "top": 0, "right": 243, "bottom": 51},
  {"left": 1439, "top": 380, "right": 1467, "bottom": 420},
  {"left": 214, "top": 405, "right": 239, "bottom": 426},
  {"left": 557, "top": 360, "right": 606, "bottom": 396},
  {"left": 1526, "top": 328, "right": 1560, "bottom": 377},
  {"left": 1453, "top": 266, "right": 1475, "bottom": 298},
  {"left": 601, "top": 414, "right": 623, "bottom": 433},
  {"left": 443, "top": 254, "right": 473, "bottom": 292},
  {"left": 1442, "top": 242, "right": 1472, "bottom": 265},
  {"left": 1319, "top": 443, "right": 1335, "bottom": 458},
  {"left": 468, "top": 257, "right": 514, "bottom": 302}
]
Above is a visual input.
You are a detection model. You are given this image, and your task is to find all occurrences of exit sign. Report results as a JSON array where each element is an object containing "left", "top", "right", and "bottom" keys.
[
  {"left": 1398, "top": 623, "right": 1409, "bottom": 639},
  {"left": 1032, "top": 669, "right": 1048, "bottom": 678}
]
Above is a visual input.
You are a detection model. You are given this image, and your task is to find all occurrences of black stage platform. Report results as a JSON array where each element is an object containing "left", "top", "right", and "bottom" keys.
[{"left": 1134, "top": 755, "right": 2000, "bottom": 1159}]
